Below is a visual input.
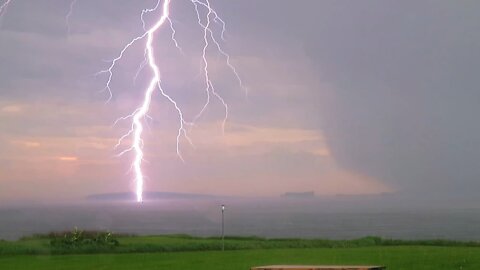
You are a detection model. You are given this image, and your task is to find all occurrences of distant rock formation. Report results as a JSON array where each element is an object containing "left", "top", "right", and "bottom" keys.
[
  {"left": 282, "top": 191, "right": 315, "bottom": 198},
  {"left": 86, "top": 191, "right": 222, "bottom": 201}
]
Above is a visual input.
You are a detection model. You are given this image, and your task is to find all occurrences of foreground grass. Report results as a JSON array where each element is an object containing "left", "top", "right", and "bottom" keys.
[
  {"left": 2, "top": 234, "right": 480, "bottom": 255},
  {"left": 0, "top": 246, "right": 479, "bottom": 270},
  {"left": 1, "top": 235, "right": 479, "bottom": 269}
]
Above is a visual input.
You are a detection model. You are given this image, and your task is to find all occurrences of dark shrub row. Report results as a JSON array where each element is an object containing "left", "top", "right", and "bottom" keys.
[{"left": 49, "top": 228, "right": 119, "bottom": 254}]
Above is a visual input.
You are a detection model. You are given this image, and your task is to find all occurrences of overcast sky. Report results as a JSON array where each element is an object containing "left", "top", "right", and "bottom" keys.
[{"left": 0, "top": 0, "right": 479, "bottom": 203}]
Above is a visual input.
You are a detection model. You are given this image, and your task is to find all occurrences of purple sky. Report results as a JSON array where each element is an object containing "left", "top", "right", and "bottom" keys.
[{"left": 1, "top": 0, "right": 479, "bottom": 203}]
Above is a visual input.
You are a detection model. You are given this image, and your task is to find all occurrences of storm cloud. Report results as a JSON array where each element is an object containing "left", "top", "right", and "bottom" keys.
[{"left": 0, "top": 0, "right": 479, "bottom": 202}]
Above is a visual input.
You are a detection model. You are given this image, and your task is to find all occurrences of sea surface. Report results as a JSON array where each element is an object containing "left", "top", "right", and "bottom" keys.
[{"left": 1, "top": 198, "right": 479, "bottom": 241}]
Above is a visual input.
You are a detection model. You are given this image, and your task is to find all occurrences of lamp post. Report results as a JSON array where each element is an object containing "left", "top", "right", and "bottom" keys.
[{"left": 221, "top": 204, "right": 225, "bottom": 251}]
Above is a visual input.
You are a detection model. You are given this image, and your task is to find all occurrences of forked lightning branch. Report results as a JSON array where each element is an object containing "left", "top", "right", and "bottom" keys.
[{"left": 100, "top": 0, "right": 244, "bottom": 203}]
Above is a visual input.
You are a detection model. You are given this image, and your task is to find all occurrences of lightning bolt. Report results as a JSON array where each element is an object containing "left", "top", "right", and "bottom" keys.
[
  {"left": 1, "top": 0, "right": 77, "bottom": 30},
  {"left": 65, "top": 0, "right": 77, "bottom": 34},
  {"left": 97, "top": 0, "right": 243, "bottom": 203},
  {"left": 0, "top": 0, "right": 12, "bottom": 19}
]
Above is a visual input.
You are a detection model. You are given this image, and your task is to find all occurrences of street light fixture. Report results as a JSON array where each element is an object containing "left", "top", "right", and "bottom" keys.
[{"left": 221, "top": 204, "right": 225, "bottom": 251}]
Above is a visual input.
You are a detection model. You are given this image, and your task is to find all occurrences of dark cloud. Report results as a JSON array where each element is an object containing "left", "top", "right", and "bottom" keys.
[
  {"left": 301, "top": 1, "right": 480, "bottom": 194},
  {"left": 213, "top": 0, "right": 480, "bottom": 195}
]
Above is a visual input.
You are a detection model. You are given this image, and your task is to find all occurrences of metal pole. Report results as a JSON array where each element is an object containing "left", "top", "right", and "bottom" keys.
[{"left": 221, "top": 204, "right": 225, "bottom": 251}]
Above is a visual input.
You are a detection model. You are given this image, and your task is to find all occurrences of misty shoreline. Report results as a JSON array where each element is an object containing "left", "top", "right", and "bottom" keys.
[{"left": 1, "top": 197, "right": 480, "bottom": 241}]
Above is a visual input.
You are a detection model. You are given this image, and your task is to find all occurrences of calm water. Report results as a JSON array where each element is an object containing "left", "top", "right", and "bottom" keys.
[{"left": 1, "top": 198, "right": 479, "bottom": 241}]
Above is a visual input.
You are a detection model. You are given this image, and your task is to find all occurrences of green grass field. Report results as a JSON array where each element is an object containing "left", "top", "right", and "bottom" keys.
[
  {"left": 1, "top": 235, "right": 479, "bottom": 269},
  {"left": 1, "top": 246, "right": 479, "bottom": 270}
]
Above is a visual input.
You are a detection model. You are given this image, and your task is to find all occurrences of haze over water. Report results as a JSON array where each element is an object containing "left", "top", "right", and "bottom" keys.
[{"left": 1, "top": 198, "right": 479, "bottom": 241}]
